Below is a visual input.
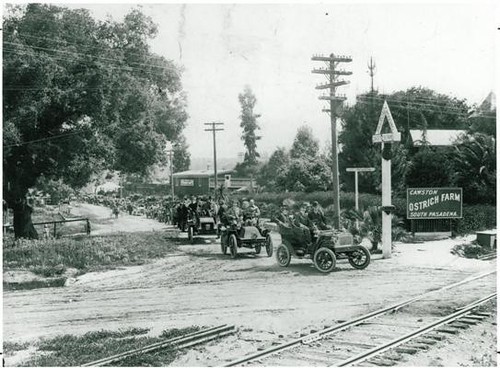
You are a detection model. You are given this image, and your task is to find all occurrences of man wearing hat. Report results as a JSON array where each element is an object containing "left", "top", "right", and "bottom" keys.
[{"left": 308, "top": 201, "right": 328, "bottom": 229}]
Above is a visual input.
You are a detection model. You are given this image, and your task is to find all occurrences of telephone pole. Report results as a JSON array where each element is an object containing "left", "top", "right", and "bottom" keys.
[
  {"left": 367, "top": 57, "right": 376, "bottom": 94},
  {"left": 165, "top": 142, "right": 175, "bottom": 199},
  {"left": 204, "top": 122, "right": 224, "bottom": 196},
  {"left": 312, "top": 53, "right": 352, "bottom": 230},
  {"left": 368, "top": 57, "right": 377, "bottom": 130}
]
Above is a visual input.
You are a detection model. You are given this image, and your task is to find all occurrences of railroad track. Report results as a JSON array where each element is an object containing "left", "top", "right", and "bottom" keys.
[
  {"left": 224, "top": 270, "right": 496, "bottom": 366},
  {"left": 82, "top": 324, "right": 236, "bottom": 367}
]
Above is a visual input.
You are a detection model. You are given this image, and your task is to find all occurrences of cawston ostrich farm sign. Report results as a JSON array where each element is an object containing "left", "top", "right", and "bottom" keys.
[{"left": 407, "top": 188, "right": 463, "bottom": 219}]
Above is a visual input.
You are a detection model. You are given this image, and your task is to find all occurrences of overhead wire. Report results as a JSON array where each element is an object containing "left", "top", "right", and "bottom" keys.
[
  {"left": 353, "top": 98, "right": 495, "bottom": 120},
  {"left": 4, "top": 130, "right": 86, "bottom": 148},
  {"left": 3, "top": 41, "right": 179, "bottom": 73},
  {"left": 3, "top": 48, "right": 176, "bottom": 80}
]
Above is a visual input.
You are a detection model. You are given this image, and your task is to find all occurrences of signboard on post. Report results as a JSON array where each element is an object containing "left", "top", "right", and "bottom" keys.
[
  {"left": 407, "top": 188, "right": 463, "bottom": 219},
  {"left": 180, "top": 179, "right": 195, "bottom": 187}
]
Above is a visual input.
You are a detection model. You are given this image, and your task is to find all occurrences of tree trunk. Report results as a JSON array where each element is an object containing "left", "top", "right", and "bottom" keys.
[{"left": 13, "top": 199, "right": 38, "bottom": 240}]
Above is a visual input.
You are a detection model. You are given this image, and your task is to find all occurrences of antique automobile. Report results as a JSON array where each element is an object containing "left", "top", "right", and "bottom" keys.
[
  {"left": 220, "top": 216, "right": 273, "bottom": 258},
  {"left": 187, "top": 211, "right": 217, "bottom": 244},
  {"left": 276, "top": 222, "right": 371, "bottom": 273}
]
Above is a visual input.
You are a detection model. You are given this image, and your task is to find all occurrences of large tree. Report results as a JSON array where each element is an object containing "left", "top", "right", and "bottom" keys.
[
  {"left": 256, "top": 147, "right": 289, "bottom": 191},
  {"left": 3, "top": 5, "right": 188, "bottom": 238},
  {"left": 290, "top": 126, "right": 319, "bottom": 159},
  {"left": 172, "top": 135, "right": 191, "bottom": 172},
  {"left": 271, "top": 126, "right": 332, "bottom": 192},
  {"left": 238, "top": 86, "right": 261, "bottom": 166}
]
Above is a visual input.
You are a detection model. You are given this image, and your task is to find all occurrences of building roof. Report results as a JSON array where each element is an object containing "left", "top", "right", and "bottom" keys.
[
  {"left": 409, "top": 129, "right": 467, "bottom": 146},
  {"left": 172, "top": 169, "right": 233, "bottom": 178}
]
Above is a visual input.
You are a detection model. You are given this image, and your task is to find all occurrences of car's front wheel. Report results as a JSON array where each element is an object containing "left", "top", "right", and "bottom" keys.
[
  {"left": 229, "top": 234, "right": 238, "bottom": 259},
  {"left": 313, "top": 247, "right": 336, "bottom": 273}
]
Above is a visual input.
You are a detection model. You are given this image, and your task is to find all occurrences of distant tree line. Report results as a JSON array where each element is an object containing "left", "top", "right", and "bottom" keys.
[{"left": 255, "top": 87, "right": 496, "bottom": 206}]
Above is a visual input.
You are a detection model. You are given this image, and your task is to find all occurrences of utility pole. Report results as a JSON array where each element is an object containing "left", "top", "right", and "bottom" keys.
[
  {"left": 367, "top": 57, "right": 376, "bottom": 94},
  {"left": 368, "top": 57, "right": 377, "bottom": 129},
  {"left": 312, "top": 53, "right": 352, "bottom": 230},
  {"left": 204, "top": 122, "right": 224, "bottom": 197},
  {"left": 165, "top": 142, "right": 175, "bottom": 199}
]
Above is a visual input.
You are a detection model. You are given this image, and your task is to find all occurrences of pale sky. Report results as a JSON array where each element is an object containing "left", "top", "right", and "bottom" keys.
[{"left": 50, "top": 3, "right": 498, "bottom": 159}]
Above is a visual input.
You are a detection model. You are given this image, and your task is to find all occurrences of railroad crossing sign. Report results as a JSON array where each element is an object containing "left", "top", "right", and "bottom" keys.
[
  {"left": 372, "top": 101, "right": 401, "bottom": 143},
  {"left": 372, "top": 100, "right": 400, "bottom": 259}
]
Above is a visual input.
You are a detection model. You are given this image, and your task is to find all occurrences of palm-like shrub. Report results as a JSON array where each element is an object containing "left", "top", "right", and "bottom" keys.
[
  {"left": 450, "top": 133, "right": 496, "bottom": 205},
  {"left": 343, "top": 206, "right": 408, "bottom": 250}
]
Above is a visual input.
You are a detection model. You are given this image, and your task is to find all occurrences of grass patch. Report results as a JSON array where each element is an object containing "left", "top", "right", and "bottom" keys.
[
  {"left": 4, "top": 341, "right": 31, "bottom": 353},
  {"left": 22, "top": 326, "right": 200, "bottom": 367},
  {"left": 3, "top": 232, "right": 183, "bottom": 277}
]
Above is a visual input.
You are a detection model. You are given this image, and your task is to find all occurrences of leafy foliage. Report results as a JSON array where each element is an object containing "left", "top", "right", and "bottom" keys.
[
  {"left": 3, "top": 5, "right": 188, "bottom": 237},
  {"left": 405, "top": 148, "right": 453, "bottom": 188},
  {"left": 256, "top": 147, "right": 289, "bottom": 190},
  {"left": 238, "top": 85, "right": 261, "bottom": 166},
  {"left": 450, "top": 133, "right": 496, "bottom": 205},
  {"left": 257, "top": 126, "right": 332, "bottom": 192},
  {"left": 290, "top": 126, "right": 319, "bottom": 159},
  {"left": 467, "top": 93, "right": 496, "bottom": 136},
  {"left": 172, "top": 135, "right": 191, "bottom": 172}
]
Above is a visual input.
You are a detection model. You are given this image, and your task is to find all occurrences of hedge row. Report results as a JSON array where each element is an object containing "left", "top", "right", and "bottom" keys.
[
  {"left": 233, "top": 191, "right": 495, "bottom": 235},
  {"left": 233, "top": 191, "right": 382, "bottom": 211},
  {"left": 452, "top": 205, "right": 497, "bottom": 235}
]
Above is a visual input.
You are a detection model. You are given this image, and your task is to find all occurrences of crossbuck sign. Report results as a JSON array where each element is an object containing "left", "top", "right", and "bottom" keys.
[{"left": 372, "top": 101, "right": 401, "bottom": 143}]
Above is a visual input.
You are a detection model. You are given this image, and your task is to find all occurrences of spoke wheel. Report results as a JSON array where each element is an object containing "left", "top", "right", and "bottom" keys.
[
  {"left": 229, "top": 234, "right": 238, "bottom": 259},
  {"left": 276, "top": 244, "right": 291, "bottom": 267},
  {"left": 313, "top": 247, "right": 336, "bottom": 273},
  {"left": 348, "top": 246, "right": 371, "bottom": 269},
  {"left": 265, "top": 234, "right": 273, "bottom": 257},
  {"left": 255, "top": 244, "right": 262, "bottom": 255}
]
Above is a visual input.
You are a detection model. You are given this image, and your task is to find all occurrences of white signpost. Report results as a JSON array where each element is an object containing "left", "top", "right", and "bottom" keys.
[
  {"left": 346, "top": 167, "right": 375, "bottom": 229},
  {"left": 372, "top": 101, "right": 400, "bottom": 259}
]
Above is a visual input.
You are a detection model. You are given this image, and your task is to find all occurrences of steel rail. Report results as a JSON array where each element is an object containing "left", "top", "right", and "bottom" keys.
[
  {"left": 335, "top": 292, "right": 496, "bottom": 366},
  {"left": 224, "top": 269, "right": 496, "bottom": 366},
  {"left": 83, "top": 324, "right": 235, "bottom": 367}
]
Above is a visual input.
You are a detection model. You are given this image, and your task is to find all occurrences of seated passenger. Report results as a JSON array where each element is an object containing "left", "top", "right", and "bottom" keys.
[
  {"left": 201, "top": 196, "right": 212, "bottom": 216},
  {"left": 246, "top": 199, "right": 261, "bottom": 225},
  {"left": 294, "top": 203, "right": 316, "bottom": 244},
  {"left": 226, "top": 200, "right": 242, "bottom": 223},
  {"left": 308, "top": 201, "right": 328, "bottom": 230},
  {"left": 275, "top": 205, "right": 293, "bottom": 226}
]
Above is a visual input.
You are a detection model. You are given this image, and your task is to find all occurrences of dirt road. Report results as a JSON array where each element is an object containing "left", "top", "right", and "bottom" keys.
[
  {"left": 69, "top": 202, "right": 170, "bottom": 235},
  {"left": 3, "top": 204, "right": 496, "bottom": 366}
]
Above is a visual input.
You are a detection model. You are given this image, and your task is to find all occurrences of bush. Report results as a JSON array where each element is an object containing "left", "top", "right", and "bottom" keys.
[
  {"left": 233, "top": 191, "right": 383, "bottom": 217},
  {"left": 451, "top": 241, "right": 491, "bottom": 258},
  {"left": 453, "top": 204, "right": 496, "bottom": 235}
]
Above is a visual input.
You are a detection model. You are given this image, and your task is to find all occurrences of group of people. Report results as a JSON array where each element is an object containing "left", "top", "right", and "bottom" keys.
[
  {"left": 173, "top": 196, "right": 262, "bottom": 232},
  {"left": 83, "top": 194, "right": 175, "bottom": 224},
  {"left": 218, "top": 198, "right": 261, "bottom": 226},
  {"left": 173, "top": 196, "right": 218, "bottom": 231},
  {"left": 275, "top": 201, "right": 329, "bottom": 243}
]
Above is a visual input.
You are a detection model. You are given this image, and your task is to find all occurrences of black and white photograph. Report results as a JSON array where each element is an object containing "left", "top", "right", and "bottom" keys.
[{"left": 2, "top": 1, "right": 497, "bottom": 366}]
